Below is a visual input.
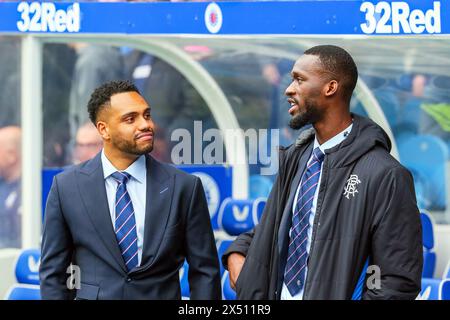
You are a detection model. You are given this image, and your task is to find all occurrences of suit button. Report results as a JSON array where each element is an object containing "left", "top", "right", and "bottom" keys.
[{"left": 126, "top": 277, "right": 132, "bottom": 282}]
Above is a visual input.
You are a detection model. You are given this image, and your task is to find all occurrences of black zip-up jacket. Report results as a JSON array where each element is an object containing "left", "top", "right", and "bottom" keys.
[{"left": 223, "top": 114, "right": 423, "bottom": 300}]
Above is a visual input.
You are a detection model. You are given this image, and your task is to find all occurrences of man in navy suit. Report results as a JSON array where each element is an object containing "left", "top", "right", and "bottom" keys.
[{"left": 40, "top": 80, "right": 221, "bottom": 300}]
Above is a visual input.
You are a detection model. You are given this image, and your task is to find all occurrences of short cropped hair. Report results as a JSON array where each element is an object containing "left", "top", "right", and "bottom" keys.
[
  {"left": 304, "top": 45, "right": 358, "bottom": 102},
  {"left": 87, "top": 80, "right": 140, "bottom": 124}
]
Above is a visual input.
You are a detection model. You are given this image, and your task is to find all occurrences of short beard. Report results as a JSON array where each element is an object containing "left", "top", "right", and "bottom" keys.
[
  {"left": 113, "top": 136, "right": 153, "bottom": 156},
  {"left": 289, "top": 99, "right": 323, "bottom": 130}
]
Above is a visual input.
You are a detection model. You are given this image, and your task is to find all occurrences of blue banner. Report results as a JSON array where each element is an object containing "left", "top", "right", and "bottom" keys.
[
  {"left": 178, "top": 165, "right": 233, "bottom": 230},
  {"left": 42, "top": 165, "right": 232, "bottom": 230},
  {"left": 0, "top": 1, "right": 448, "bottom": 35}
]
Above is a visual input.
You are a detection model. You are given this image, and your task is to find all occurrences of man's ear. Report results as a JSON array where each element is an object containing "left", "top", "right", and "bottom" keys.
[
  {"left": 324, "top": 80, "right": 338, "bottom": 97},
  {"left": 96, "top": 121, "right": 110, "bottom": 141}
]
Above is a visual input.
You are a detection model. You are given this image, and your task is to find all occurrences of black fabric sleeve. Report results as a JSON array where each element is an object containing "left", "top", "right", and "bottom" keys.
[{"left": 363, "top": 166, "right": 423, "bottom": 300}]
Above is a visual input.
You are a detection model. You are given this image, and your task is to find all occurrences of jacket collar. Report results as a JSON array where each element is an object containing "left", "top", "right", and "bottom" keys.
[{"left": 292, "top": 114, "right": 391, "bottom": 168}]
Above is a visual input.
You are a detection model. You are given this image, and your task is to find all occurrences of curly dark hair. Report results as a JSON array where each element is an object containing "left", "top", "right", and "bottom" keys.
[
  {"left": 304, "top": 45, "right": 358, "bottom": 103},
  {"left": 87, "top": 80, "right": 140, "bottom": 124}
]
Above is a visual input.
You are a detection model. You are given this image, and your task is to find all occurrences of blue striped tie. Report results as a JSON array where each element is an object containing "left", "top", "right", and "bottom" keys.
[
  {"left": 284, "top": 147, "right": 325, "bottom": 296},
  {"left": 111, "top": 171, "right": 139, "bottom": 271}
]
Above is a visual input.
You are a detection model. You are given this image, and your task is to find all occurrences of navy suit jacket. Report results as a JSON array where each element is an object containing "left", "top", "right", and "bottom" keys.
[{"left": 40, "top": 153, "right": 221, "bottom": 300}]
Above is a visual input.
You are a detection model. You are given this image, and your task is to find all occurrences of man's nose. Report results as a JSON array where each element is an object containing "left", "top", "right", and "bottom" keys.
[
  {"left": 138, "top": 116, "right": 151, "bottom": 130},
  {"left": 285, "top": 82, "right": 295, "bottom": 96}
]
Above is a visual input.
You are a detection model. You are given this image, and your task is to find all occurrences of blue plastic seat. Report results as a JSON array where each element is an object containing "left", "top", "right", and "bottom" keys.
[
  {"left": 6, "top": 285, "right": 41, "bottom": 300},
  {"left": 399, "top": 135, "right": 448, "bottom": 210},
  {"left": 392, "top": 123, "right": 416, "bottom": 148},
  {"left": 423, "top": 251, "right": 436, "bottom": 279},
  {"left": 15, "top": 248, "right": 41, "bottom": 285},
  {"left": 373, "top": 88, "right": 401, "bottom": 128},
  {"left": 420, "top": 211, "right": 436, "bottom": 278},
  {"left": 6, "top": 249, "right": 41, "bottom": 300},
  {"left": 421, "top": 211, "right": 434, "bottom": 250},
  {"left": 216, "top": 240, "right": 233, "bottom": 277},
  {"left": 217, "top": 198, "right": 266, "bottom": 236},
  {"left": 441, "top": 279, "right": 450, "bottom": 300},
  {"left": 419, "top": 278, "right": 450, "bottom": 300},
  {"left": 221, "top": 271, "right": 236, "bottom": 300},
  {"left": 401, "top": 97, "right": 423, "bottom": 127},
  {"left": 423, "top": 251, "right": 437, "bottom": 279},
  {"left": 419, "top": 278, "right": 441, "bottom": 300}
]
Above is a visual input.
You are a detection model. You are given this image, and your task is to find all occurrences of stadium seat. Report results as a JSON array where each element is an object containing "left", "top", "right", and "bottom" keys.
[
  {"left": 221, "top": 271, "right": 236, "bottom": 300},
  {"left": 217, "top": 198, "right": 266, "bottom": 236},
  {"left": 441, "top": 279, "right": 450, "bottom": 300},
  {"left": 216, "top": 240, "right": 233, "bottom": 277},
  {"left": 179, "top": 260, "right": 190, "bottom": 299},
  {"left": 15, "top": 248, "right": 40, "bottom": 285},
  {"left": 392, "top": 123, "right": 416, "bottom": 148},
  {"left": 373, "top": 88, "right": 401, "bottom": 128},
  {"left": 423, "top": 251, "right": 437, "bottom": 279},
  {"left": 409, "top": 169, "right": 429, "bottom": 210},
  {"left": 5, "top": 284, "right": 41, "bottom": 300},
  {"left": 395, "top": 73, "right": 414, "bottom": 91},
  {"left": 420, "top": 211, "right": 436, "bottom": 278},
  {"left": 421, "top": 211, "right": 434, "bottom": 250},
  {"left": 5, "top": 249, "right": 41, "bottom": 300},
  {"left": 401, "top": 98, "right": 422, "bottom": 129},
  {"left": 399, "top": 135, "right": 448, "bottom": 210},
  {"left": 418, "top": 278, "right": 441, "bottom": 300}
]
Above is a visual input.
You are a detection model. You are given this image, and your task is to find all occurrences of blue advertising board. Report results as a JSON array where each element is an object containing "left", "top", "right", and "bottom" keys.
[
  {"left": 0, "top": 1, "right": 448, "bottom": 36},
  {"left": 42, "top": 165, "right": 232, "bottom": 230},
  {"left": 177, "top": 165, "right": 233, "bottom": 230},
  {"left": 42, "top": 167, "right": 63, "bottom": 221}
]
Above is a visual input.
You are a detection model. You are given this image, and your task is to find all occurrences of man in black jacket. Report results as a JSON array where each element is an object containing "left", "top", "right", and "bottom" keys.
[{"left": 223, "top": 45, "right": 422, "bottom": 300}]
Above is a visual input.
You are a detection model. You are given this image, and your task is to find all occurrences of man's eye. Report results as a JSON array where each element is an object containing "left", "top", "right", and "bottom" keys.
[{"left": 125, "top": 118, "right": 134, "bottom": 123}]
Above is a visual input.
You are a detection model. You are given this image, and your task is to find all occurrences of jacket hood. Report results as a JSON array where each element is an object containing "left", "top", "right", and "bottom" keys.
[{"left": 294, "top": 113, "right": 392, "bottom": 167}]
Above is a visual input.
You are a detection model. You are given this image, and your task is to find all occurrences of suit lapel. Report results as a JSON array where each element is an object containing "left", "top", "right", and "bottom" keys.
[
  {"left": 136, "top": 155, "right": 173, "bottom": 271},
  {"left": 77, "top": 153, "right": 127, "bottom": 273}
]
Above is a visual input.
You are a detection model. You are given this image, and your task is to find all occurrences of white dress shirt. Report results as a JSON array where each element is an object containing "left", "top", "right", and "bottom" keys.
[
  {"left": 101, "top": 150, "right": 147, "bottom": 266},
  {"left": 281, "top": 123, "right": 353, "bottom": 300}
]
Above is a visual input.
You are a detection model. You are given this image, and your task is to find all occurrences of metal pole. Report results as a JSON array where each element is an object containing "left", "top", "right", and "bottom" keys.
[{"left": 21, "top": 35, "right": 43, "bottom": 248}]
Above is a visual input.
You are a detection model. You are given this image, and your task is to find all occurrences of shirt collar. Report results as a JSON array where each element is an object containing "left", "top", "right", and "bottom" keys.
[
  {"left": 101, "top": 149, "right": 146, "bottom": 184},
  {"left": 313, "top": 122, "right": 353, "bottom": 153}
]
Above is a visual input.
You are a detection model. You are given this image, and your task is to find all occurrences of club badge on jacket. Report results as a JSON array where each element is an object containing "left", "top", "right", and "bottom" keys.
[{"left": 344, "top": 174, "right": 361, "bottom": 199}]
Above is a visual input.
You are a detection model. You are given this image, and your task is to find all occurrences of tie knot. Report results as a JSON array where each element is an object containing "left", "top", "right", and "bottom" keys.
[
  {"left": 313, "top": 147, "right": 325, "bottom": 163},
  {"left": 111, "top": 171, "right": 131, "bottom": 184}
]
